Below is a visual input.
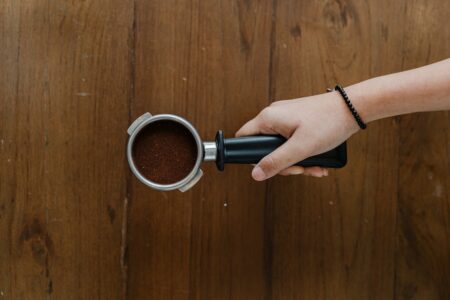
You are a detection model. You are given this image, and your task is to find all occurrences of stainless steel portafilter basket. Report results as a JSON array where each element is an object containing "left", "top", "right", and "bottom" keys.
[{"left": 127, "top": 112, "right": 347, "bottom": 192}]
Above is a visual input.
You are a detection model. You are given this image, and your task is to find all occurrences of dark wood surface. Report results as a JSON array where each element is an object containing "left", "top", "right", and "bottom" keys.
[{"left": 0, "top": 0, "right": 449, "bottom": 299}]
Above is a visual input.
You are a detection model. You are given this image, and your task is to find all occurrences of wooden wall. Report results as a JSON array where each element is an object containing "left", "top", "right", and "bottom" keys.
[{"left": 0, "top": 0, "right": 449, "bottom": 299}]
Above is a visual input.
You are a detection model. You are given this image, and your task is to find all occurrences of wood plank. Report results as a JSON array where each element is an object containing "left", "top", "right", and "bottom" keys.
[
  {"left": 0, "top": 1, "right": 20, "bottom": 298},
  {"left": 395, "top": 0, "right": 450, "bottom": 298},
  {"left": 0, "top": 1, "right": 133, "bottom": 299},
  {"left": 267, "top": 0, "right": 403, "bottom": 298},
  {"left": 129, "top": 0, "right": 273, "bottom": 299}
]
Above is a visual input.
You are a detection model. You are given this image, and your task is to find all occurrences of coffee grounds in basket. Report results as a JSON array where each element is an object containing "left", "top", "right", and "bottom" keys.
[{"left": 132, "top": 120, "right": 198, "bottom": 184}]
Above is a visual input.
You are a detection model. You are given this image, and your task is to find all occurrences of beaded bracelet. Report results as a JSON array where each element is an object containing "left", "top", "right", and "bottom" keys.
[{"left": 327, "top": 85, "right": 367, "bottom": 130}]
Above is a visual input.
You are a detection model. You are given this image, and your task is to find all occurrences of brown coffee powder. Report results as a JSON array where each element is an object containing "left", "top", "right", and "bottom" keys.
[{"left": 132, "top": 120, "right": 198, "bottom": 184}]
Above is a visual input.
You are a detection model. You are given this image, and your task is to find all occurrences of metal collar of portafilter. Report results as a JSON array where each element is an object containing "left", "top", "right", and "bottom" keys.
[{"left": 127, "top": 113, "right": 204, "bottom": 192}]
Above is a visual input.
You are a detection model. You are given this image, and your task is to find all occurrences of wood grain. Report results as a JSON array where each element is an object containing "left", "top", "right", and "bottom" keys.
[
  {"left": 0, "top": 1, "right": 20, "bottom": 297},
  {"left": 395, "top": 1, "right": 450, "bottom": 299},
  {"left": 128, "top": 1, "right": 272, "bottom": 299},
  {"left": 267, "top": 1, "right": 398, "bottom": 299},
  {"left": 0, "top": 0, "right": 133, "bottom": 299},
  {"left": 0, "top": 0, "right": 449, "bottom": 299}
]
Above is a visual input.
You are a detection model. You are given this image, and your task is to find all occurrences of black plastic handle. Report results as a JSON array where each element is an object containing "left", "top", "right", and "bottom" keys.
[{"left": 215, "top": 130, "right": 347, "bottom": 171}]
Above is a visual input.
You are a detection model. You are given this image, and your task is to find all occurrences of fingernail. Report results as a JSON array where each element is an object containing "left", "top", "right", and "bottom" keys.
[
  {"left": 252, "top": 166, "right": 266, "bottom": 181},
  {"left": 324, "top": 169, "right": 329, "bottom": 176},
  {"left": 289, "top": 168, "right": 304, "bottom": 175}
]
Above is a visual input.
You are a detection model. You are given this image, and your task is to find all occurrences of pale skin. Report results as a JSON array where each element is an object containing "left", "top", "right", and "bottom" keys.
[{"left": 236, "top": 58, "right": 450, "bottom": 181}]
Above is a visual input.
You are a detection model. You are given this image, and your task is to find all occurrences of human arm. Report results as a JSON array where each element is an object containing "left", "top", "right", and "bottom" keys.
[{"left": 236, "top": 58, "right": 450, "bottom": 180}]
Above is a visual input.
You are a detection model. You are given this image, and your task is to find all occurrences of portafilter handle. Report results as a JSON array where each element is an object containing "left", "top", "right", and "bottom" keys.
[{"left": 208, "top": 130, "right": 347, "bottom": 171}]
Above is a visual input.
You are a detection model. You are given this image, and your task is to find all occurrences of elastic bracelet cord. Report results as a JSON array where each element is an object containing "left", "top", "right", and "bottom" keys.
[{"left": 327, "top": 85, "right": 367, "bottom": 130}]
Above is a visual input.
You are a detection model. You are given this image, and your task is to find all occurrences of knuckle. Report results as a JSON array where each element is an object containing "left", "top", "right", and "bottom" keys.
[
  {"left": 259, "top": 107, "right": 272, "bottom": 120},
  {"left": 270, "top": 100, "right": 287, "bottom": 107},
  {"left": 290, "top": 118, "right": 302, "bottom": 132},
  {"left": 260, "top": 155, "right": 278, "bottom": 174}
]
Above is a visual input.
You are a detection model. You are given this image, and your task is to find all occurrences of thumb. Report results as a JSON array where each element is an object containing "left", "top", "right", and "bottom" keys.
[{"left": 251, "top": 137, "right": 305, "bottom": 181}]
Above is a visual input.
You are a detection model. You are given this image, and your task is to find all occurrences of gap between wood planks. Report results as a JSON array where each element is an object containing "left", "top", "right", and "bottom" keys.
[{"left": 121, "top": 0, "right": 137, "bottom": 299}]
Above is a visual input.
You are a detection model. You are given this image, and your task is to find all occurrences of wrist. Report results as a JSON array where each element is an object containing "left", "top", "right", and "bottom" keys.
[
  {"left": 322, "top": 91, "right": 361, "bottom": 134},
  {"left": 344, "top": 81, "right": 377, "bottom": 124},
  {"left": 344, "top": 80, "right": 381, "bottom": 124},
  {"left": 332, "top": 58, "right": 450, "bottom": 125}
]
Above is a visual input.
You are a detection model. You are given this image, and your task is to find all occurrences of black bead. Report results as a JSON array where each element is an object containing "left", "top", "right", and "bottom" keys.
[{"left": 329, "top": 85, "right": 367, "bottom": 130}]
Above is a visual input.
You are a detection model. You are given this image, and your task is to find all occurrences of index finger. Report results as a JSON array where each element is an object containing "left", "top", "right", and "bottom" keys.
[{"left": 235, "top": 111, "right": 277, "bottom": 137}]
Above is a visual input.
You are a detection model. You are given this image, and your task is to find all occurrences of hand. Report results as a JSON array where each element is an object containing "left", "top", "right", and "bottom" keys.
[
  {"left": 236, "top": 92, "right": 359, "bottom": 180},
  {"left": 236, "top": 59, "right": 450, "bottom": 181}
]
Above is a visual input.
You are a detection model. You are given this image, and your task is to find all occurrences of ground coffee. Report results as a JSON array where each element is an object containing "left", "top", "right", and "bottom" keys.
[{"left": 132, "top": 120, "right": 198, "bottom": 184}]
